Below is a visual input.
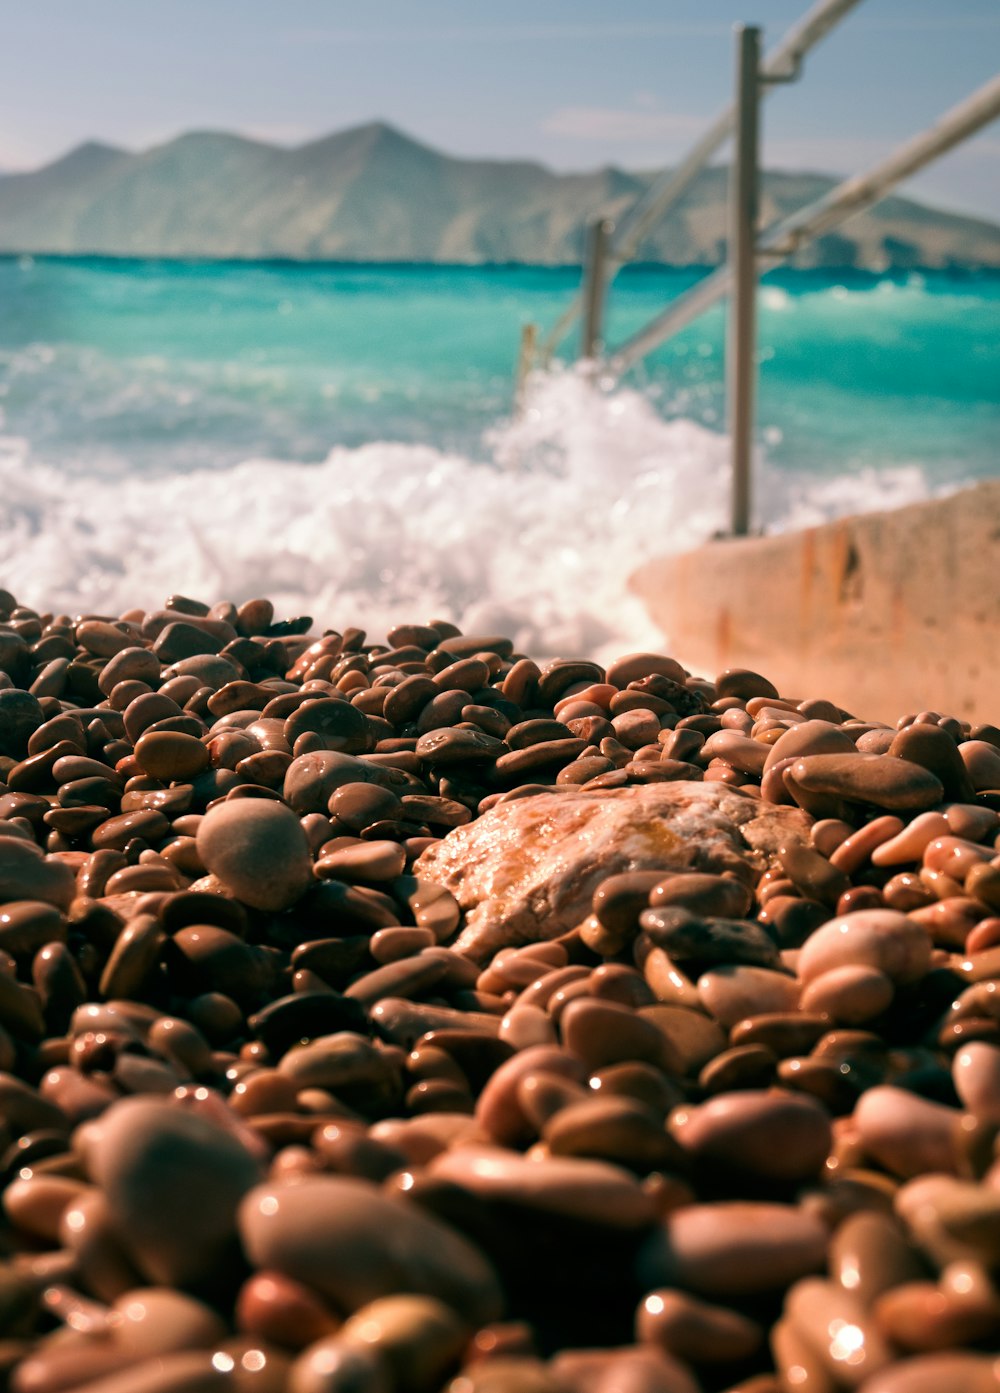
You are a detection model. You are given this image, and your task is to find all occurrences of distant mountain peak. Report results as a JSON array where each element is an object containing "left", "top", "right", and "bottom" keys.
[
  {"left": 1, "top": 121, "right": 997, "bottom": 269},
  {"left": 350, "top": 119, "right": 409, "bottom": 141},
  {"left": 52, "top": 139, "right": 128, "bottom": 169},
  {"left": 296, "top": 119, "right": 435, "bottom": 159},
  {"left": 150, "top": 129, "right": 278, "bottom": 156}
]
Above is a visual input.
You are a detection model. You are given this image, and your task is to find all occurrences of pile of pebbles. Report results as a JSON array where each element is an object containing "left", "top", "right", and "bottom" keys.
[{"left": 0, "top": 588, "right": 998, "bottom": 1393}]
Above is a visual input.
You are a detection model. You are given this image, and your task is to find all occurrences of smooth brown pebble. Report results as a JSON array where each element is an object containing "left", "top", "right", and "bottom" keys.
[
  {"left": 784, "top": 1276, "right": 893, "bottom": 1386},
  {"left": 636, "top": 1288, "right": 763, "bottom": 1364},
  {"left": 133, "top": 731, "right": 210, "bottom": 782},
  {"left": 86, "top": 1095, "right": 264, "bottom": 1286},
  {"left": 236, "top": 1270, "right": 340, "bottom": 1350},
  {"left": 429, "top": 1143, "right": 657, "bottom": 1229},
  {"left": 849, "top": 1353, "right": 1000, "bottom": 1393},
  {"left": 799, "top": 965, "right": 895, "bottom": 1024},
  {"left": 952, "top": 1040, "right": 1000, "bottom": 1123},
  {"left": 238, "top": 1176, "right": 502, "bottom": 1325},
  {"left": 196, "top": 799, "right": 313, "bottom": 911},
  {"left": 638, "top": 1201, "right": 829, "bottom": 1296},
  {"left": 854, "top": 1085, "right": 962, "bottom": 1178},
  {"left": 339, "top": 1295, "right": 467, "bottom": 1393},
  {"left": 828, "top": 1210, "right": 927, "bottom": 1309}
]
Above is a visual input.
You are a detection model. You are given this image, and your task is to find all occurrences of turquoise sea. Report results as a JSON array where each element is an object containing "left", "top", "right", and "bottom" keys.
[{"left": 0, "top": 257, "right": 997, "bottom": 651}]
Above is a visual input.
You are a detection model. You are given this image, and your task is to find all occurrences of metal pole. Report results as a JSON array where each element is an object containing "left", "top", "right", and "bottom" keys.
[
  {"left": 538, "top": 0, "right": 863, "bottom": 358},
  {"left": 727, "top": 25, "right": 760, "bottom": 538},
  {"left": 581, "top": 218, "right": 613, "bottom": 360},
  {"left": 584, "top": 217, "right": 615, "bottom": 359}
]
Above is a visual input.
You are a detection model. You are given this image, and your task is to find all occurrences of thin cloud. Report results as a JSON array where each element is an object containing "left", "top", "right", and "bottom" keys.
[
  {"left": 766, "top": 133, "right": 1000, "bottom": 176},
  {"left": 854, "top": 15, "right": 1000, "bottom": 31},
  {"left": 765, "top": 135, "right": 894, "bottom": 173},
  {"left": 543, "top": 105, "right": 706, "bottom": 144},
  {"left": 285, "top": 22, "right": 728, "bottom": 45},
  {"left": 0, "top": 134, "right": 44, "bottom": 171}
]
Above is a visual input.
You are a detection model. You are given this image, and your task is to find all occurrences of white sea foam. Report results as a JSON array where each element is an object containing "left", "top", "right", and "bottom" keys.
[{"left": 0, "top": 366, "right": 936, "bottom": 657}]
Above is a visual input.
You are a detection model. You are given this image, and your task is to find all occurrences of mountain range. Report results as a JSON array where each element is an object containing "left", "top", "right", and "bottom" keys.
[{"left": 1, "top": 121, "right": 997, "bottom": 269}]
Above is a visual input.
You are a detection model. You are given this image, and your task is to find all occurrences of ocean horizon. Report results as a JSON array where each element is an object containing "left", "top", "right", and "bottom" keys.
[{"left": 2, "top": 255, "right": 997, "bottom": 655}]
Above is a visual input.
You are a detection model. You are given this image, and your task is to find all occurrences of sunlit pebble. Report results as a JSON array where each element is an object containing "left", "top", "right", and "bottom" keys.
[
  {"left": 313, "top": 1349, "right": 343, "bottom": 1376},
  {"left": 828, "top": 1320, "right": 865, "bottom": 1366},
  {"left": 352, "top": 1318, "right": 382, "bottom": 1344}
]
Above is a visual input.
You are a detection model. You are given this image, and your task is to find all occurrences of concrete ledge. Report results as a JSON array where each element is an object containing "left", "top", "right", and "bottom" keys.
[{"left": 629, "top": 480, "right": 1000, "bottom": 724}]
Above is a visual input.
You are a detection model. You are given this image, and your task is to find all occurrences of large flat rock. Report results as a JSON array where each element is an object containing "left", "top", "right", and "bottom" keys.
[
  {"left": 629, "top": 480, "right": 1000, "bottom": 725},
  {"left": 415, "top": 782, "right": 810, "bottom": 961}
]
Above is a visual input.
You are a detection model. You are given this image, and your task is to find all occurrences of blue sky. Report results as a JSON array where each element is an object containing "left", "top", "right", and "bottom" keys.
[{"left": 3, "top": 0, "right": 999, "bottom": 218}]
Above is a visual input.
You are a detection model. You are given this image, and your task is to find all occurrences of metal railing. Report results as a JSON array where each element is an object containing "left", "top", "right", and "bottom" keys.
[
  {"left": 517, "top": 0, "right": 1000, "bottom": 536},
  {"left": 533, "top": 0, "right": 864, "bottom": 365}
]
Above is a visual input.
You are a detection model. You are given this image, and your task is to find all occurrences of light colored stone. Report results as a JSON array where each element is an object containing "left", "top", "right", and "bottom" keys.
[
  {"left": 415, "top": 783, "right": 810, "bottom": 961},
  {"left": 796, "top": 909, "right": 932, "bottom": 986},
  {"left": 785, "top": 1277, "right": 893, "bottom": 1387},
  {"left": 855, "top": 1353, "right": 1000, "bottom": 1393}
]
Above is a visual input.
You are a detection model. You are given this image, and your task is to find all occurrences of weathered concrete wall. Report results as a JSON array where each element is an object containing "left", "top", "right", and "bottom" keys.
[{"left": 629, "top": 480, "right": 1000, "bottom": 725}]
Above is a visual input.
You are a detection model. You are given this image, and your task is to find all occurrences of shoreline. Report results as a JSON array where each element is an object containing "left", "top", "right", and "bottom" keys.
[{"left": 5, "top": 253, "right": 1000, "bottom": 276}]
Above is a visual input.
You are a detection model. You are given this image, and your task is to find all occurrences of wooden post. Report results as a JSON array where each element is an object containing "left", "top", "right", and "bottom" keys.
[
  {"left": 726, "top": 25, "right": 761, "bottom": 537},
  {"left": 515, "top": 322, "right": 538, "bottom": 407}
]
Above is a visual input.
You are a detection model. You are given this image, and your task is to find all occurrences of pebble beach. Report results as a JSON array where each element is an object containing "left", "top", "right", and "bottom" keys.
[{"left": 0, "top": 590, "right": 999, "bottom": 1392}]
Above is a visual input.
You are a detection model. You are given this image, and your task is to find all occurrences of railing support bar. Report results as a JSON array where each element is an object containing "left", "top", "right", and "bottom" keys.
[
  {"left": 727, "top": 26, "right": 761, "bottom": 538},
  {"left": 608, "top": 67, "right": 1000, "bottom": 379},
  {"left": 607, "top": 265, "right": 732, "bottom": 377},
  {"left": 759, "top": 70, "right": 1000, "bottom": 261},
  {"left": 581, "top": 218, "right": 613, "bottom": 360}
]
